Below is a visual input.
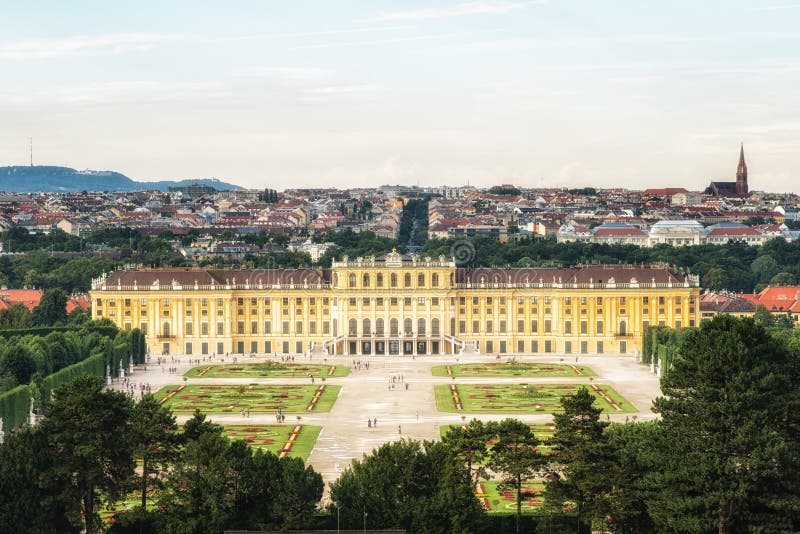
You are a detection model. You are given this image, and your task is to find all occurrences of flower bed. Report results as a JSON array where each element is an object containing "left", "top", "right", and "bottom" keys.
[
  {"left": 434, "top": 383, "right": 636, "bottom": 413},
  {"left": 154, "top": 384, "right": 341, "bottom": 413},
  {"left": 431, "top": 363, "right": 596, "bottom": 378},
  {"left": 184, "top": 362, "right": 349, "bottom": 379}
]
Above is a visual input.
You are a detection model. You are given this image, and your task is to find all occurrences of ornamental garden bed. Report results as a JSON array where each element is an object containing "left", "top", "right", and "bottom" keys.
[
  {"left": 431, "top": 362, "right": 595, "bottom": 378},
  {"left": 476, "top": 481, "right": 548, "bottom": 514},
  {"left": 434, "top": 383, "right": 636, "bottom": 414},
  {"left": 185, "top": 361, "right": 348, "bottom": 378},
  {"left": 154, "top": 384, "right": 340, "bottom": 413},
  {"left": 223, "top": 424, "right": 322, "bottom": 461}
]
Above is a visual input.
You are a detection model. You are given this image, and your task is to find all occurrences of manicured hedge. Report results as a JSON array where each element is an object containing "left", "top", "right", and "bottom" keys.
[
  {"left": 41, "top": 352, "right": 106, "bottom": 406},
  {"left": 0, "top": 325, "right": 118, "bottom": 340},
  {"left": 0, "top": 384, "right": 30, "bottom": 432},
  {"left": 0, "top": 325, "right": 146, "bottom": 431}
]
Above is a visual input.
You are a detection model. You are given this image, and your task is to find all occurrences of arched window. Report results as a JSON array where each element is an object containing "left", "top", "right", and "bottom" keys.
[
  {"left": 375, "top": 318, "right": 384, "bottom": 336},
  {"left": 363, "top": 318, "right": 371, "bottom": 335},
  {"left": 376, "top": 273, "right": 384, "bottom": 287},
  {"left": 348, "top": 318, "right": 357, "bottom": 336},
  {"left": 390, "top": 318, "right": 399, "bottom": 336},
  {"left": 404, "top": 273, "right": 412, "bottom": 288},
  {"left": 163, "top": 322, "right": 170, "bottom": 337},
  {"left": 431, "top": 318, "right": 440, "bottom": 335},
  {"left": 417, "top": 273, "right": 425, "bottom": 287},
  {"left": 450, "top": 317, "right": 455, "bottom": 335},
  {"left": 348, "top": 273, "right": 356, "bottom": 288},
  {"left": 404, "top": 318, "right": 413, "bottom": 334},
  {"left": 417, "top": 318, "right": 426, "bottom": 335},
  {"left": 390, "top": 273, "right": 398, "bottom": 288},
  {"left": 431, "top": 273, "right": 439, "bottom": 287},
  {"left": 362, "top": 273, "right": 370, "bottom": 288},
  {"left": 619, "top": 320, "right": 627, "bottom": 335}
]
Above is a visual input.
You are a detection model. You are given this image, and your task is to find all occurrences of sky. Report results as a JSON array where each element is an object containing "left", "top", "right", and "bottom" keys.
[{"left": 1, "top": 0, "right": 799, "bottom": 192}]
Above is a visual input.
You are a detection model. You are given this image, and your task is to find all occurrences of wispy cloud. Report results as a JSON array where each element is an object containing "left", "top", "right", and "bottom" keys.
[
  {"left": 0, "top": 33, "right": 183, "bottom": 60},
  {"left": 19, "top": 81, "right": 229, "bottom": 105},
  {"left": 297, "top": 29, "right": 502, "bottom": 50},
  {"left": 208, "top": 26, "right": 415, "bottom": 42},
  {"left": 232, "top": 67, "right": 335, "bottom": 82},
  {"left": 363, "top": 1, "right": 535, "bottom": 23},
  {"left": 453, "top": 31, "right": 800, "bottom": 51},
  {"left": 304, "top": 84, "right": 379, "bottom": 94},
  {"left": 750, "top": 3, "right": 800, "bottom": 10}
]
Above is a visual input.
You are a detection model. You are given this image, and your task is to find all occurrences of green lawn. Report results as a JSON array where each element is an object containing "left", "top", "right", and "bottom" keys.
[
  {"left": 477, "top": 480, "right": 547, "bottom": 514},
  {"left": 185, "top": 361, "right": 349, "bottom": 378},
  {"left": 154, "top": 384, "right": 340, "bottom": 413},
  {"left": 432, "top": 362, "right": 595, "bottom": 378},
  {"left": 435, "top": 383, "right": 636, "bottom": 414},
  {"left": 222, "top": 424, "right": 321, "bottom": 461}
]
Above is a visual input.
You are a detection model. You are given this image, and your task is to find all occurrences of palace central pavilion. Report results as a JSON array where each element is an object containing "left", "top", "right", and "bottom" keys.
[{"left": 91, "top": 251, "right": 700, "bottom": 357}]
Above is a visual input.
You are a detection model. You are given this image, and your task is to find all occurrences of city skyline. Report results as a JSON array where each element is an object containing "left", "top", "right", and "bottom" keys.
[{"left": 2, "top": 1, "right": 800, "bottom": 192}]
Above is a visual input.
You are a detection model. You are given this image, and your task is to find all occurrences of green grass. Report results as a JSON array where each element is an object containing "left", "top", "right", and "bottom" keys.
[
  {"left": 431, "top": 362, "right": 595, "bottom": 378},
  {"left": 477, "top": 480, "right": 547, "bottom": 514},
  {"left": 435, "top": 383, "right": 636, "bottom": 414},
  {"left": 154, "top": 384, "right": 341, "bottom": 414},
  {"left": 185, "top": 362, "right": 349, "bottom": 378},
  {"left": 222, "top": 424, "right": 321, "bottom": 461}
]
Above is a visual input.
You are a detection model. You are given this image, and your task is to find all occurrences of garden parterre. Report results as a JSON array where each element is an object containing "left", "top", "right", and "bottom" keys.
[
  {"left": 154, "top": 384, "right": 340, "bottom": 413},
  {"left": 435, "top": 383, "right": 636, "bottom": 414},
  {"left": 184, "top": 362, "right": 348, "bottom": 379},
  {"left": 431, "top": 362, "right": 596, "bottom": 378}
]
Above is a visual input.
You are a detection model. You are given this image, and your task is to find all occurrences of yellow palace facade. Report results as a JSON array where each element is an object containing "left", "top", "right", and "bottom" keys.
[{"left": 91, "top": 251, "right": 701, "bottom": 357}]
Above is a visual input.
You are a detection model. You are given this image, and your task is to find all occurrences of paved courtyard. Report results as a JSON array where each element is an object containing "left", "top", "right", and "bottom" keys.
[{"left": 114, "top": 352, "right": 662, "bottom": 485}]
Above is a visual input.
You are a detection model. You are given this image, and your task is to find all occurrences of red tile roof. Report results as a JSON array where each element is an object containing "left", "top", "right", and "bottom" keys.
[{"left": 0, "top": 289, "right": 42, "bottom": 310}]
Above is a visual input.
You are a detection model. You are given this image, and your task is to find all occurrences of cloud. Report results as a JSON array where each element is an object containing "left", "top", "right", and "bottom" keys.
[
  {"left": 297, "top": 29, "right": 501, "bottom": 50},
  {"left": 304, "top": 84, "right": 379, "bottom": 94},
  {"left": 10, "top": 81, "right": 229, "bottom": 105},
  {"left": 453, "top": 31, "right": 800, "bottom": 51},
  {"left": 363, "top": 1, "right": 534, "bottom": 23},
  {"left": 750, "top": 3, "right": 800, "bottom": 10},
  {"left": 0, "top": 33, "right": 183, "bottom": 60},
  {"left": 232, "top": 67, "right": 335, "bottom": 82}
]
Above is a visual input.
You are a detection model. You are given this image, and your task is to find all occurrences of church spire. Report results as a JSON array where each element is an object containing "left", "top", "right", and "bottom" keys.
[{"left": 736, "top": 142, "right": 748, "bottom": 195}]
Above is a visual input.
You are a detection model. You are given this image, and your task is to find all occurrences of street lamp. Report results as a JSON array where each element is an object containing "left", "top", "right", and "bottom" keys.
[
  {"left": 363, "top": 508, "right": 367, "bottom": 533},
  {"left": 336, "top": 504, "right": 340, "bottom": 534}
]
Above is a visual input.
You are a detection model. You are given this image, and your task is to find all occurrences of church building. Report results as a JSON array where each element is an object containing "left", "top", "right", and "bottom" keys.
[{"left": 707, "top": 144, "right": 749, "bottom": 197}]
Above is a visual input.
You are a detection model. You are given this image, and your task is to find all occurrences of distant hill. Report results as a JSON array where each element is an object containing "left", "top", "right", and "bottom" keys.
[{"left": 0, "top": 166, "right": 244, "bottom": 192}]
